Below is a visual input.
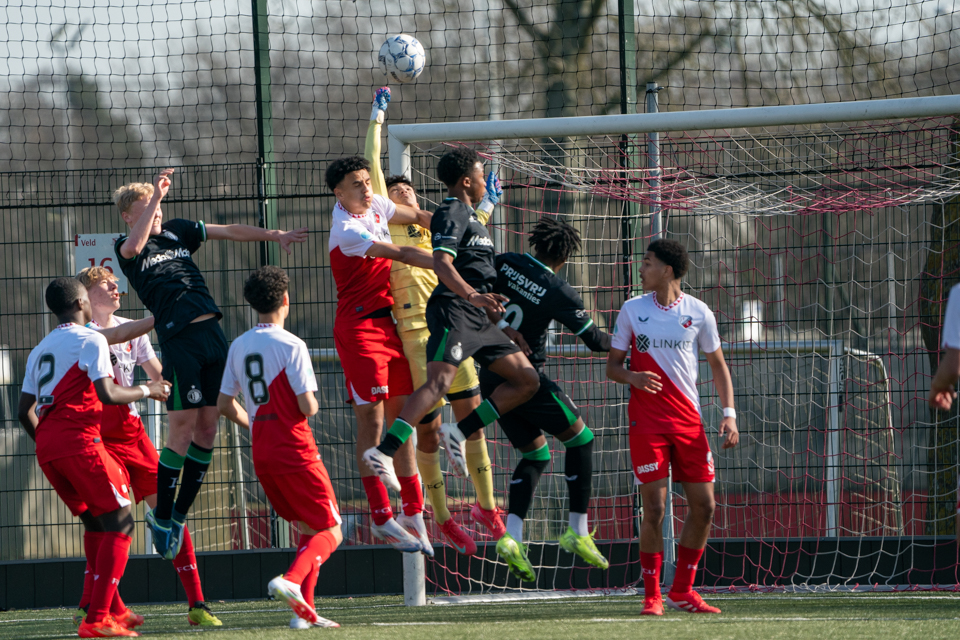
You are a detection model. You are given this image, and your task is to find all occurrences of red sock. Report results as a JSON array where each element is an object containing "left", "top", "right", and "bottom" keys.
[
  {"left": 669, "top": 545, "right": 704, "bottom": 594},
  {"left": 284, "top": 530, "right": 338, "bottom": 585},
  {"left": 640, "top": 551, "right": 663, "bottom": 598},
  {"left": 87, "top": 532, "right": 132, "bottom": 623},
  {"left": 79, "top": 532, "right": 105, "bottom": 609},
  {"left": 361, "top": 476, "right": 393, "bottom": 526},
  {"left": 173, "top": 526, "right": 204, "bottom": 606},
  {"left": 398, "top": 475, "right": 423, "bottom": 516},
  {"left": 110, "top": 591, "right": 126, "bottom": 616},
  {"left": 300, "top": 563, "right": 320, "bottom": 610}
]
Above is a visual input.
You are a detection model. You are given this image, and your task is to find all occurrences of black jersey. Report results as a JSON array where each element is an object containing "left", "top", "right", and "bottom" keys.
[
  {"left": 115, "top": 218, "right": 222, "bottom": 344},
  {"left": 429, "top": 198, "right": 497, "bottom": 302},
  {"left": 493, "top": 252, "right": 611, "bottom": 369}
]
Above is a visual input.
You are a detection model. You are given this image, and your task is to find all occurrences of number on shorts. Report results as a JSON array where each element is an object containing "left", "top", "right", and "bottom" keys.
[{"left": 244, "top": 354, "right": 270, "bottom": 405}]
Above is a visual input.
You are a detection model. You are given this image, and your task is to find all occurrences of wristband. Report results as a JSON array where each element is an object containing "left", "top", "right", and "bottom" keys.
[
  {"left": 466, "top": 291, "right": 478, "bottom": 300},
  {"left": 497, "top": 319, "right": 510, "bottom": 330},
  {"left": 138, "top": 385, "right": 151, "bottom": 400},
  {"left": 723, "top": 407, "right": 736, "bottom": 419}
]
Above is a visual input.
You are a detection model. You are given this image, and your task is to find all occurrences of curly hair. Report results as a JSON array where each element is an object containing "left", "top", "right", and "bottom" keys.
[
  {"left": 243, "top": 266, "right": 290, "bottom": 314},
  {"left": 647, "top": 238, "right": 688, "bottom": 279},
  {"left": 385, "top": 174, "right": 414, "bottom": 191},
  {"left": 325, "top": 155, "right": 371, "bottom": 192},
  {"left": 529, "top": 216, "right": 582, "bottom": 264},
  {"left": 112, "top": 182, "right": 153, "bottom": 214},
  {"left": 76, "top": 266, "right": 117, "bottom": 290},
  {"left": 436, "top": 147, "right": 481, "bottom": 188},
  {"left": 46, "top": 277, "right": 87, "bottom": 316}
]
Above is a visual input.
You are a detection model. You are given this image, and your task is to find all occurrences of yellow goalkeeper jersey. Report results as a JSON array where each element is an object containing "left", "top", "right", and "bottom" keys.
[{"left": 365, "top": 118, "right": 490, "bottom": 332}]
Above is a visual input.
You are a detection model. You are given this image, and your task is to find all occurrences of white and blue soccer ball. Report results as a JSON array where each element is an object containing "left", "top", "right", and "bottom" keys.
[{"left": 378, "top": 34, "right": 426, "bottom": 84}]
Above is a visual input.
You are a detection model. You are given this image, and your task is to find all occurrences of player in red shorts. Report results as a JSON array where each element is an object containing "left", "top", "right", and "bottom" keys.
[
  {"left": 218, "top": 266, "right": 342, "bottom": 629},
  {"left": 606, "top": 239, "right": 738, "bottom": 616},
  {"left": 76, "top": 266, "right": 221, "bottom": 628},
  {"left": 18, "top": 278, "right": 169, "bottom": 638},
  {"left": 325, "top": 155, "right": 436, "bottom": 553}
]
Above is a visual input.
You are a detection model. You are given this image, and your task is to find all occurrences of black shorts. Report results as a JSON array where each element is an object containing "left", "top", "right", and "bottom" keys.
[
  {"left": 160, "top": 318, "right": 228, "bottom": 411},
  {"left": 425, "top": 297, "right": 520, "bottom": 368},
  {"left": 479, "top": 369, "right": 582, "bottom": 449}
]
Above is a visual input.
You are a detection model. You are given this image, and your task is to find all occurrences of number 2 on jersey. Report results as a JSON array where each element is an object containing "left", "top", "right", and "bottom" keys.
[
  {"left": 244, "top": 354, "right": 270, "bottom": 405},
  {"left": 37, "top": 353, "right": 56, "bottom": 405}
]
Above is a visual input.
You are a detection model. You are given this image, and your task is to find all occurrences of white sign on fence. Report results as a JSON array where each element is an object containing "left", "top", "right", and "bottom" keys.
[{"left": 74, "top": 234, "right": 127, "bottom": 294}]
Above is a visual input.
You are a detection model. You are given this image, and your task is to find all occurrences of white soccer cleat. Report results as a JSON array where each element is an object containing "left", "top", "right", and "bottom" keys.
[
  {"left": 370, "top": 517, "right": 423, "bottom": 553},
  {"left": 397, "top": 512, "right": 435, "bottom": 558},
  {"left": 290, "top": 615, "right": 339, "bottom": 629},
  {"left": 438, "top": 422, "right": 469, "bottom": 478},
  {"left": 290, "top": 616, "right": 311, "bottom": 630},
  {"left": 268, "top": 575, "right": 318, "bottom": 624},
  {"left": 312, "top": 615, "right": 340, "bottom": 628},
  {"left": 362, "top": 447, "right": 401, "bottom": 492}
]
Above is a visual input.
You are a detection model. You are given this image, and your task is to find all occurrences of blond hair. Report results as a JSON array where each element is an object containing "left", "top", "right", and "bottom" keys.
[
  {"left": 76, "top": 266, "right": 118, "bottom": 290},
  {"left": 112, "top": 182, "right": 153, "bottom": 214}
]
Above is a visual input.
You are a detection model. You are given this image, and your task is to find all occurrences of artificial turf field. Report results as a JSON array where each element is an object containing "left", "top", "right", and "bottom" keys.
[{"left": 3, "top": 593, "right": 960, "bottom": 640}]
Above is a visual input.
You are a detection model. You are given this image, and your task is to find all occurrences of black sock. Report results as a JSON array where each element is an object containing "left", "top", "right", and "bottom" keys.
[
  {"left": 458, "top": 398, "right": 500, "bottom": 439},
  {"left": 508, "top": 457, "right": 548, "bottom": 521},
  {"left": 173, "top": 443, "right": 213, "bottom": 519},
  {"left": 155, "top": 447, "right": 185, "bottom": 521},
  {"left": 564, "top": 438, "right": 594, "bottom": 514}
]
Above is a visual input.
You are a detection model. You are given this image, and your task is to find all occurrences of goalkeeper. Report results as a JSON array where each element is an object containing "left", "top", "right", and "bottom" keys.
[{"left": 363, "top": 87, "right": 506, "bottom": 554}]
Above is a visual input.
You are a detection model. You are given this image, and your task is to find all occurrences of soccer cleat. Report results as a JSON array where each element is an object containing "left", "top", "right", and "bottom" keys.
[
  {"left": 665, "top": 590, "right": 722, "bottom": 614},
  {"left": 397, "top": 512, "right": 435, "bottom": 558},
  {"left": 361, "top": 447, "right": 401, "bottom": 492},
  {"left": 187, "top": 602, "right": 222, "bottom": 627},
  {"left": 144, "top": 509, "right": 173, "bottom": 560},
  {"left": 370, "top": 518, "right": 422, "bottom": 553},
  {"left": 471, "top": 503, "right": 506, "bottom": 539},
  {"left": 558, "top": 526, "right": 610, "bottom": 570},
  {"left": 268, "top": 575, "right": 319, "bottom": 625},
  {"left": 167, "top": 519, "right": 185, "bottom": 561},
  {"left": 291, "top": 614, "right": 340, "bottom": 629},
  {"left": 641, "top": 595, "right": 664, "bottom": 616},
  {"left": 73, "top": 607, "right": 88, "bottom": 627},
  {"left": 78, "top": 615, "right": 140, "bottom": 637},
  {"left": 113, "top": 609, "right": 144, "bottom": 630},
  {"left": 438, "top": 423, "right": 468, "bottom": 477},
  {"left": 495, "top": 533, "right": 537, "bottom": 583},
  {"left": 438, "top": 518, "right": 477, "bottom": 556},
  {"left": 290, "top": 616, "right": 311, "bottom": 630}
]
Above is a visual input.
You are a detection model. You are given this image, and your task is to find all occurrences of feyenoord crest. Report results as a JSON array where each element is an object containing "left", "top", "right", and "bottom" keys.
[
  {"left": 635, "top": 334, "right": 650, "bottom": 353},
  {"left": 679, "top": 315, "right": 693, "bottom": 329},
  {"left": 187, "top": 388, "right": 203, "bottom": 404},
  {"left": 451, "top": 342, "right": 463, "bottom": 361}
]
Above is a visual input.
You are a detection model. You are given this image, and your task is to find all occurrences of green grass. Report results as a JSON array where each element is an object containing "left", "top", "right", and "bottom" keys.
[{"left": 3, "top": 593, "right": 960, "bottom": 639}]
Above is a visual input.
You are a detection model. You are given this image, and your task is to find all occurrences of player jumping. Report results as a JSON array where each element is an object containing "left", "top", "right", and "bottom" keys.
[
  {"left": 325, "top": 154, "right": 437, "bottom": 553},
  {"left": 482, "top": 217, "right": 612, "bottom": 581},
  {"left": 364, "top": 87, "right": 505, "bottom": 553},
  {"left": 218, "top": 266, "right": 341, "bottom": 629},
  {"left": 18, "top": 278, "right": 169, "bottom": 638},
  {"left": 75, "top": 266, "right": 222, "bottom": 627},
  {"left": 606, "top": 238, "right": 738, "bottom": 615},
  {"left": 113, "top": 169, "right": 307, "bottom": 561},
  {"left": 364, "top": 148, "right": 540, "bottom": 494}
]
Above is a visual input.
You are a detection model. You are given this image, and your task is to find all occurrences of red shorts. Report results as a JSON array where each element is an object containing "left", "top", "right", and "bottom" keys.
[
  {"left": 334, "top": 315, "right": 413, "bottom": 404},
  {"left": 105, "top": 432, "right": 159, "bottom": 504},
  {"left": 257, "top": 463, "right": 342, "bottom": 532},
  {"left": 39, "top": 447, "right": 132, "bottom": 517},
  {"left": 629, "top": 428, "right": 715, "bottom": 485}
]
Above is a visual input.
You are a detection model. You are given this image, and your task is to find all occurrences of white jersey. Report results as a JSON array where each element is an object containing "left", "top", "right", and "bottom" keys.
[
  {"left": 220, "top": 323, "right": 321, "bottom": 473},
  {"left": 942, "top": 283, "right": 960, "bottom": 350},
  {"left": 611, "top": 292, "right": 721, "bottom": 433},
  {"left": 88, "top": 316, "right": 157, "bottom": 420}
]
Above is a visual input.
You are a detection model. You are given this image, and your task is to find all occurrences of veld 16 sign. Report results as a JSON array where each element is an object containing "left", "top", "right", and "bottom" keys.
[{"left": 75, "top": 234, "right": 128, "bottom": 294}]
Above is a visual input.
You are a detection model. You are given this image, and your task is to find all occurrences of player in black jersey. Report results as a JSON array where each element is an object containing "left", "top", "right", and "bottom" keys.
[
  {"left": 113, "top": 168, "right": 308, "bottom": 561},
  {"left": 364, "top": 148, "right": 540, "bottom": 483},
  {"left": 482, "top": 217, "right": 612, "bottom": 581}
]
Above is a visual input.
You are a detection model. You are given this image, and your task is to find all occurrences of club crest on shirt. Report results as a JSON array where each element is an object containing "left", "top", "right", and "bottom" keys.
[
  {"left": 679, "top": 315, "right": 693, "bottom": 329},
  {"left": 451, "top": 342, "right": 463, "bottom": 361},
  {"left": 635, "top": 334, "right": 650, "bottom": 353}
]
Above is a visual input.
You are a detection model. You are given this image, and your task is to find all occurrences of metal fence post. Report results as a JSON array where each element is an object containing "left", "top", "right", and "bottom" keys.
[{"left": 252, "top": 0, "right": 278, "bottom": 267}]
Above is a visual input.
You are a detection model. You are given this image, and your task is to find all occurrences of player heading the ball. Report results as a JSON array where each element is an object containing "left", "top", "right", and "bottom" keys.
[
  {"left": 113, "top": 169, "right": 308, "bottom": 561},
  {"left": 606, "top": 239, "right": 738, "bottom": 616}
]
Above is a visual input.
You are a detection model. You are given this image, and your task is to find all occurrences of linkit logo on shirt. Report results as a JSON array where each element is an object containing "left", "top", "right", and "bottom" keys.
[{"left": 635, "top": 334, "right": 694, "bottom": 353}]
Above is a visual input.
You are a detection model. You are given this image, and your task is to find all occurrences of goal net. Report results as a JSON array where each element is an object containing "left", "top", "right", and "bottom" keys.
[{"left": 388, "top": 96, "right": 960, "bottom": 596}]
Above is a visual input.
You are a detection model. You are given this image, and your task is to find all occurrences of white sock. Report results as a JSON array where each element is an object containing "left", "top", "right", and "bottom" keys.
[
  {"left": 506, "top": 514, "right": 524, "bottom": 541},
  {"left": 569, "top": 512, "right": 589, "bottom": 536}
]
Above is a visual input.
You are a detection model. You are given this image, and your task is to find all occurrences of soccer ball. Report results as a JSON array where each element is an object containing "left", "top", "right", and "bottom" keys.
[{"left": 378, "top": 34, "right": 426, "bottom": 84}]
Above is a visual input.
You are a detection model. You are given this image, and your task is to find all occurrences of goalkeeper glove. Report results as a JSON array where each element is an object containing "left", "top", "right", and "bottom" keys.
[
  {"left": 478, "top": 170, "right": 502, "bottom": 214},
  {"left": 370, "top": 86, "right": 391, "bottom": 122}
]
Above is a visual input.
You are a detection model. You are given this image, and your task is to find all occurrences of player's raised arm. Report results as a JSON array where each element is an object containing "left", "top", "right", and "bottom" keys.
[
  {"left": 118, "top": 169, "right": 173, "bottom": 260},
  {"left": 365, "top": 242, "right": 434, "bottom": 269},
  {"left": 364, "top": 87, "right": 391, "bottom": 197},
  {"left": 97, "top": 315, "right": 155, "bottom": 346},
  {"left": 433, "top": 251, "right": 507, "bottom": 313},
  {"left": 205, "top": 223, "right": 308, "bottom": 255},
  {"left": 390, "top": 202, "right": 432, "bottom": 229}
]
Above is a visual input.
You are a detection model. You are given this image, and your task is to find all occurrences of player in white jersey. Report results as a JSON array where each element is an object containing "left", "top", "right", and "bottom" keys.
[
  {"left": 218, "top": 266, "right": 342, "bottom": 629},
  {"left": 76, "top": 266, "right": 221, "bottom": 628},
  {"left": 929, "top": 281, "right": 960, "bottom": 539},
  {"left": 606, "top": 239, "right": 738, "bottom": 616}
]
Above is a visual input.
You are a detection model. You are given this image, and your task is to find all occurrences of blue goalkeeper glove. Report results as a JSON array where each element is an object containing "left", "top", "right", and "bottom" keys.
[
  {"left": 478, "top": 170, "right": 502, "bottom": 213},
  {"left": 370, "top": 86, "right": 391, "bottom": 121}
]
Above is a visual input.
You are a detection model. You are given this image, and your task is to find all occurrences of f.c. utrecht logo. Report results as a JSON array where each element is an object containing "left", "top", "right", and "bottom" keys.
[{"left": 679, "top": 315, "right": 693, "bottom": 329}]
